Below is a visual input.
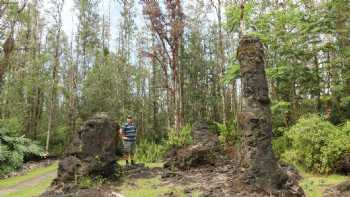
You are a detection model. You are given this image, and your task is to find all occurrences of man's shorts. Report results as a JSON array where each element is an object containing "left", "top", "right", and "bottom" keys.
[{"left": 123, "top": 141, "right": 136, "bottom": 155}]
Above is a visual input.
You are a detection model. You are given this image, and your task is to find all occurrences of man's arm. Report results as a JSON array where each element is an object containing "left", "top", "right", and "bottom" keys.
[{"left": 120, "top": 125, "right": 128, "bottom": 140}]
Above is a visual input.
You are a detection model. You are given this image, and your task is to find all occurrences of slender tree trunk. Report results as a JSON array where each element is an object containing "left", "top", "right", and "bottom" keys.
[
  {"left": 215, "top": 0, "right": 227, "bottom": 124},
  {"left": 335, "top": 0, "right": 350, "bottom": 95},
  {"left": 313, "top": 55, "right": 322, "bottom": 112},
  {"left": 46, "top": 5, "right": 63, "bottom": 153}
]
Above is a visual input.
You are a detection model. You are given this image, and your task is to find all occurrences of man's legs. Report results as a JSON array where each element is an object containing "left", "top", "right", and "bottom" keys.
[
  {"left": 123, "top": 153, "right": 129, "bottom": 165},
  {"left": 130, "top": 142, "right": 136, "bottom": 165},
  {"left": 123, "top": 141, "right": 130, "bottom": 165}
]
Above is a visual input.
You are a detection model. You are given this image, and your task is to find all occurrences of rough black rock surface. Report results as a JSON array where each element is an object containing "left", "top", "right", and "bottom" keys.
[
  {"left": 236, "top": 36, "right": 304, "bottom": 196},
  {"left": 324, "top": 180, "right": 350, "bottom": 197},
  {"left": 41, "top": 113, "right": 120, "bottom": 197},
  {"left": 163, "top": 121, "right": 224, "bottom": 170}
]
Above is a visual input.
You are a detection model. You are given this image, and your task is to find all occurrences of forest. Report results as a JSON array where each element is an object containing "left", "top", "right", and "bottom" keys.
[{"left": 0, "top": 0, "right": 350, "bottom": 197}]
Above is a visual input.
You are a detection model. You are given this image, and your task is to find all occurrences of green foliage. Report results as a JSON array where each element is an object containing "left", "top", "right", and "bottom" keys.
[
  {"left": 281, "top": 115, "right": 350, "bottom": 174},
  {"left": 225, "top": 2, "right": 255, "bottom": 31},
  {"left": 272, "top": 132, "right": 290, "bottom": 158},
  {"left": 48, "top": 126, "right": 67, "bottom": 156},
  {"left": 300, "top": 99, "right": 319, "bottom": 115},
  {"left": 135, "top": 140, "right": 166, "bottom": 163},
  {"left": 343, "top": 121, "right": 350, "bottom": 135},
  {"left": 0, "top": 118, "right": 23, "bottom": 135},
  {"left": 135, "top": 125, "right": 194, "bottom": 163},
  {"left": 0, "top": 126, "right": 44, "bottom": 177},
  {"left": 223, "top": 63, "right": 240, "bottom": 85},
  {"left": 78, "top": 176, "right": 106, "bottom": 188},
  {"left": 217, "top": 120, "right": 240, "bottom": 147},
  {"left": 340, "top": 96, "right": 350, "bottom": 120},
  {"left": 271, "top": 101, "right": 291, "bottom": 136},
  {"left": 166, "top": 124, "right": 193, "bottom": 149}
]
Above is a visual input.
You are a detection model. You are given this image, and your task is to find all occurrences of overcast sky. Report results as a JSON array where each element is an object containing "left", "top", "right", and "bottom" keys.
[
  {"left": 56, "top": 0, "right": 216, "bottom": 38},
  {"left": 39, "top": 0, "right": 218, "bottom": 54},
  {"left": 60, "top": 0, "right": 123, "bottom": 40}
]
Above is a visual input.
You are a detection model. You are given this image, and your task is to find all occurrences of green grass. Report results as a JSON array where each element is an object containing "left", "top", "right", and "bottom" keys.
[
  {"left": 3, "top": 175, "right": 54, "bottom": 197},
  {"left": 119, "top": 175, "right": 201, "bottom": 197},
  {"left": 0, "top": 162, "right": 58, "bottom": 188},
  {"left": 117, "top": 160, "right": 164, "bottom": 168},
  {"left": 116, "top": 161, "right": 201, "bottom": 197},
  {"left": 144, "top": 162, "right": 163, "bottom": 168},
  {"left": 10, "top": 161, "right": 350, "bottom": 197},
  {"left": 300, "top": 171, "right": 349, "bottom": 197}
]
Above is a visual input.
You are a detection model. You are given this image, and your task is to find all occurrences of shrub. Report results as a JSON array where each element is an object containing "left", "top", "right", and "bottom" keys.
[
  {"left": 271, "top": 101, "right": 291, "bottom": 129},
  {"left": 340, "top": 96, "right": 350, "bottom": 121},
  {"left": 166, "top": 124, "right": 192, "bottom": 149},
  {"left": 272, "top": 130, "right": 290, "bottom": 158},
  {"left": 282, "top": 114, "right": 350, "bottom": 174},
  {"left": 134, "top": 125, "right": 194, "bottom": 163},
  {"left": 271, "top": 101, "right": 294, "bottom": 138},
  {"left": 134, "top": 140, "right": 166, "bottom": 163},
  {"left": 79, "top": 175, "right": 106, "bottom": 188},
  {"left": 217, "top": 120, "right": 240, "bottom": 147},
  {"left": 343, "top": 121, "right": 350, "bottom": 135},
  {"left": 0, "top": 127, "right": 44, "bottom": 177}
]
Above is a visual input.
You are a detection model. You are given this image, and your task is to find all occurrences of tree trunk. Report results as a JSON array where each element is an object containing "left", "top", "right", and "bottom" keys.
[
  {"left": 0, "top": 34, "right": 14, "bottom": 92},
  {"left": 237, "top": 36, "right": 303, "bottom": 195},
  {"left": 46, "top": 24, "right": 61, "bottom": 154},
  {"left": 335, "top": 0, "right": 350, "bottom": 95},
  {"left": 218, "top": 0, "right": 226, "bottom": 125}
]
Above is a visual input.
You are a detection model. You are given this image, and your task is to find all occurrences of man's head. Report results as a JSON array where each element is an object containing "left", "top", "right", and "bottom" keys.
[{"left": 127, "top": 115, "right": 133, "bottom": 124}]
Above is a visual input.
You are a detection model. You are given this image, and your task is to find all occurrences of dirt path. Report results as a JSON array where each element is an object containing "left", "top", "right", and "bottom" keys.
[{"left": 0, "top": 170, "right": 57, "bottom": 196}]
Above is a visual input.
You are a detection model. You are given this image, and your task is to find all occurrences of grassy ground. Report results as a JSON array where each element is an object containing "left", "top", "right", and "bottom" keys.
[
  {"left": 119, "top": 174, "right": 201, "bottom": 197},
  {"left": 3, "top": 177, "right": 53, "bottom": 197},
  {"left": 117, "top": 161, "right": 201, "bottom": 197},
  {"left": 0, "top": 161, "right": 348, "bottom": 197},
  {"left": 0, "top": 163, "right": 57, "bottom": 188},
  {"left": 0, "top": 162, "right": 58, "bottom": 197},
  {"left": 299, "top": 171, "right": 349, "bottom": 197}
]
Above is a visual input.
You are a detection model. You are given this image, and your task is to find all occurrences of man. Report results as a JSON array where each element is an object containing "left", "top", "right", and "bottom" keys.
[{"left": 119, "top": 115, "right": 137, "bottom": 166}]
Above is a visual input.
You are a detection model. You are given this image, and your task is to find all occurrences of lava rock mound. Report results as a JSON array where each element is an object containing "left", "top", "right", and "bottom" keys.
[
  {"left": 41, "top": 113, "right": 120, "bottom": 197},
  {"left": 164, "top": 121, "right": 224, "bottom": 170}
]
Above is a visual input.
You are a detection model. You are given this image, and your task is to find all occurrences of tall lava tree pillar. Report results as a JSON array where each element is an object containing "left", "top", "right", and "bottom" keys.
[{"left": 237, "top": 36, "right": 295, "bottom": 194}]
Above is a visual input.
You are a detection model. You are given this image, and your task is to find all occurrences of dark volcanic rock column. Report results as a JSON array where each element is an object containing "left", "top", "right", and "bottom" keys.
[
  {"left": 237, "top": 36, "right": 302, "bottom": 195},
  {"left": 41, "top": 113, "right": 121, "bottom": 196},
  {"left": 56, "top": 113, "right": 118, "bottom": 183}
]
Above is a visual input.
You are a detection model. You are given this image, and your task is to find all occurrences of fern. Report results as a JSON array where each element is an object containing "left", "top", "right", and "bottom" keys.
[{"left": 0, "top": 127, "right": 44, "bottom": 177}]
